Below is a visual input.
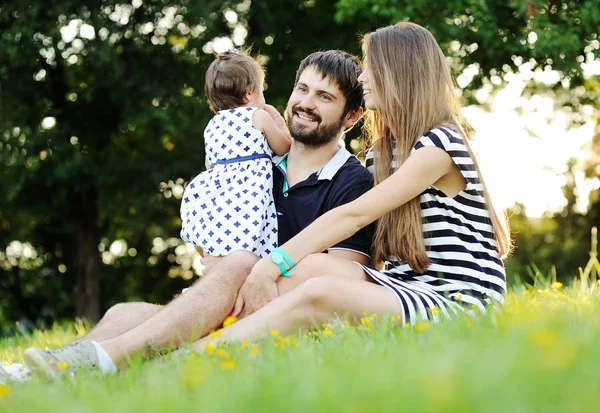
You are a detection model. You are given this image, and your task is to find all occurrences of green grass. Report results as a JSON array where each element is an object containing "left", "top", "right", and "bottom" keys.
[{"left": 1, "top": 283, "right": 600, "bottom": 412}]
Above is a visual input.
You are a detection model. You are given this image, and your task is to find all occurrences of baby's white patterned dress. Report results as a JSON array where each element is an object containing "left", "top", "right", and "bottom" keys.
[{"left": 180, "top": 107, "right": 278, "bottom": 257}]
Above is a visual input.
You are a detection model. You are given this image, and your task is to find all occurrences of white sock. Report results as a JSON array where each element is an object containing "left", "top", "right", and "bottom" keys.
[{"left": 90, "top": 341, "right": 117, "bottom": 374}]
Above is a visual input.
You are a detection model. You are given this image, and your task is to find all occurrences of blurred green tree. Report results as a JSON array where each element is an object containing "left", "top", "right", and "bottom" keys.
[
  {"left": 334, "top": 0, "right": 600, "bottom": 283},
  {"left": 0, "top": 0, "right": 367, "bottom": 328},
  {"left": 0, "top": 0, "right": 598, "bottom": 329},
  {"left": 335, "top": 0, "right": 599, "bottom": 112},
  {"left": 0, "top": 1, "right": 216, "bottom": 323}
]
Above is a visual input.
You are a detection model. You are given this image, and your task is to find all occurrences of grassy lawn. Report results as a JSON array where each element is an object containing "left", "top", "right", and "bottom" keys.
[{"left": 1, "top": 282, "right": 599, "bottom": 413}]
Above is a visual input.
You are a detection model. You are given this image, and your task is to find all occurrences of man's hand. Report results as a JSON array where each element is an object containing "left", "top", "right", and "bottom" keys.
[{"left": 232, "top": 257, "right": 281, "bottom": 317}]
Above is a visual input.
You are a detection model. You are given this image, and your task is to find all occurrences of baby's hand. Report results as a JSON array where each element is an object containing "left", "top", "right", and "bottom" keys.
[
  {"left": 256, "top": 105, "right": 291, "bottom": 154},
  {"left": 264, "top": 104, "right": 283, "bottom": 121},
  {"left": 263, "top": 104, "right": 288, "bottom": 131}
]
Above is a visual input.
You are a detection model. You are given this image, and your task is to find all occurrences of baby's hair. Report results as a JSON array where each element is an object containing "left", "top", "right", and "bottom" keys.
[{"left": 204, "top": 47, "right": 266, "bottom": 113}]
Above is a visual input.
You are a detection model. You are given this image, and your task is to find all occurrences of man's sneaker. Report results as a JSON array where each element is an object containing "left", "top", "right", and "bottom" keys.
[
  {"left": 23, "top": 341, "right": 99, "bottom": 380},
  {"left": 1, "top": 363, "right": 31, "bottom": 384},
  {"left": 0, "top": 365, "right": 10, "bottom": 384},
  {"left": 0, "top": 363, "right": 31, "bottom": 384}
]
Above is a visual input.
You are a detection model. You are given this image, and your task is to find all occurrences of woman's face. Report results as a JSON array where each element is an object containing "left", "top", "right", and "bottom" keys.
[{"left": 358, "top": 62, "right": 377, "bottom": 111}]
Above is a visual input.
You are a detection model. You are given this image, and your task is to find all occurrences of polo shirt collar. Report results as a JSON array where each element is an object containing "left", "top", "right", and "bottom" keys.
[
  {"left": 316, "top": 147, "right": 352, "bottom": 180},
  {"left": 273, "top": 146, "right": 352, "bottom": 182}
]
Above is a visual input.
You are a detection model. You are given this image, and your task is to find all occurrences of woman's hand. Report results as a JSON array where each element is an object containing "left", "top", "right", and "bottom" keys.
[{"left": 232, "top": 256, "right": 281, "bottom": 317}]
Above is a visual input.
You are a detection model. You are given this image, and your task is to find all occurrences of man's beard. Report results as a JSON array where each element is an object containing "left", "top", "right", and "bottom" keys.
[{"left": 287, "top": 106, "right": 344, "bottom": 148}]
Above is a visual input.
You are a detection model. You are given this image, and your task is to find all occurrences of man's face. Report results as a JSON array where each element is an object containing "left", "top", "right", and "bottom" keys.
[{"left": 286, "top": 66, "right": 348, "bottom": 148}]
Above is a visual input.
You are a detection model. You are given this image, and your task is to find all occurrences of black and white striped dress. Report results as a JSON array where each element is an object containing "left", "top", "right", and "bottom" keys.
[{"left": 363, "top": 127, "right": 506, "bottom": 324}]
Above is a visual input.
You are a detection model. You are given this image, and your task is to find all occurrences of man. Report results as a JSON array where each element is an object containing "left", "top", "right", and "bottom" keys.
[{"left": 23, "top": 50, "right": 374, "bottom": 379}]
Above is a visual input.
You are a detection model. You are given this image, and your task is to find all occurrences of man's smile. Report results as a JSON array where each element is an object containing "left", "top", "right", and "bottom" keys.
[{"left": 292, "top": 107, "right": 321, "bottom": 124}]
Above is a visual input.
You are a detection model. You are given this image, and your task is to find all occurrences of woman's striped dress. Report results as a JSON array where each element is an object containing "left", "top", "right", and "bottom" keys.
[{"left": 363, "top": 127, "right": 506, "bottom": 325}]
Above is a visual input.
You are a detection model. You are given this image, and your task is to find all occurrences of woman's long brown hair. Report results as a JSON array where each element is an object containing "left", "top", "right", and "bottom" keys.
[{"left": 363, "top": 22, "right": 512, "bottom": 272}]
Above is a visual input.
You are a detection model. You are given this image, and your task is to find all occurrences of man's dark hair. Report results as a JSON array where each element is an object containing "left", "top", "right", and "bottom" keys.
[{"left": 294, "top": 50, "right": 363, "bottom": 117}]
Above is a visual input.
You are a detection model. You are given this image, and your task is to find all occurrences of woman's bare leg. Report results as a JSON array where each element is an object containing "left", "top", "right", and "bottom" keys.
[
  {"left": 275, "top": 253, "right": 372, "bottom": 295},
  {"left": 232, "top": 253, "right": 367, "bottom": 320},
  {"left": 192, "top": 258, "right": 401, "bottom": 349}
]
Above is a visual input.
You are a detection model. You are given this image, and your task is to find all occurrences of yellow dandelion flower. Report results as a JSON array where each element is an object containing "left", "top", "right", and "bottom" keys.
[
  {"left": 428, "top": 306, "right": 440, "bottom": 316},
  {"left": 415, "top": 321, "right": 432, "bottom": 333},
  {"left": 204, "top": 343, "right": 216, "bottom": 355},
  {"left": 250, "top": 345, "right": 259, "bottom": 356},
  {"left": 217, "top": 329, "right": 224, "bottom": 337},
  {"left": 543, "top": 340, "right": 577, "bottom": 370},
  {"left": 552, "top": 282, "right": 563, "bottom": 290},
  {"left": 271, "top": 331, "right": 280, "bottom": 337},
  {"left": 341, "top": 320, "right": 350, "bottom": 329},
  {"left": 456, "top": 294, "right": 463, "bottom": 302},
  {"left": 209, "top": 330, "right": 217, "bottom": 340},
  {"left": 57, "top": 362, "right": 69, "bottom": 370},
  {"left": 179, "top": 357, "right": 208, "bottom": 389},
  {"left": 219, "top": 359, "right": 236, "bottom": 371},
  {"left": 217, "top": 349, "right": 228, "bottom": 358},
  {"left": 0, "top": 384, "right": 11, "bottom": 400},
  {"left": 223, "top": 316, "right": 238, "bottom": 328},
  {"left": 241, "top": 338, "right": 249, "bottom": 349},
  {"left": 322, "top": 329, "right": 334, "bottom": 337},
  {"left": 360, "top": 317, "right": 371, "bottom": 326},
  {"left": 527, "top": 329, "right": 557, "bottom": 349}
]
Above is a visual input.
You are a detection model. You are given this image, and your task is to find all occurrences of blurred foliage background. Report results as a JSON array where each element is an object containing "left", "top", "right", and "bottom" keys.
[{"left": 0, "top": 0, "right": 598, "bottom": 334}]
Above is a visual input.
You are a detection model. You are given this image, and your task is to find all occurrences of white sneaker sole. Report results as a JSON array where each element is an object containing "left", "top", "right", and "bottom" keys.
[{"left": 22, "top": 349, "right": 58, "bottom": 381}]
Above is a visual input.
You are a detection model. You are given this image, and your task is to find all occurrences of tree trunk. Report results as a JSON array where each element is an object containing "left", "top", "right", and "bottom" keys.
[{"left": 74, "top": 188, "right": 101, "bottom": 322}]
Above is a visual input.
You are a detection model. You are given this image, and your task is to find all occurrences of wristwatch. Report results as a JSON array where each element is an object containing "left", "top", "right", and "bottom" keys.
[{"left": 271, "top": 248, "right": 294, "bottom": 277}]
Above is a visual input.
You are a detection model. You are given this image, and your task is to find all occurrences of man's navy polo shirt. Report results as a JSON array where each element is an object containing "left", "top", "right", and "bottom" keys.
[{"left": 272, "top": 148, "right": 374, "bottom": 258}]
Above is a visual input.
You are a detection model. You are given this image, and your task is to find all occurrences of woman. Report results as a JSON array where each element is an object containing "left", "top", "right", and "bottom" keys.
[{"left": 193, "top": 21, "right": 511, "bottom": 346}]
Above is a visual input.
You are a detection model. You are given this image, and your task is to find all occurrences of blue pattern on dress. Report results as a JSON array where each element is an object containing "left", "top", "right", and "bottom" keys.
[{"left": 180, "top": 107, "right": 278, "bottom": 257}]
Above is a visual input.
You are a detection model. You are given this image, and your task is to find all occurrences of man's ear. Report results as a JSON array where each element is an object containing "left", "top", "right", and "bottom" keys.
[{"left": 342, "top": 107, "right": 364, "bottom": 131}]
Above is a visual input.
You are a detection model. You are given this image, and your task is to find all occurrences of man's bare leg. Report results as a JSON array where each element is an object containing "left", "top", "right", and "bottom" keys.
[
  {"left": 75, "top": 303, "right": 163, "bottom": 343},
  {"left": 99, "top": 250, "right": 258, "bottom": 369}
]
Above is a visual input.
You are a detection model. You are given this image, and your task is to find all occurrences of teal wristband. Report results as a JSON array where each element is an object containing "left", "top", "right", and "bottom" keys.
[{"left": 271, "top": 248, "right": 295, "bottom": 277}]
